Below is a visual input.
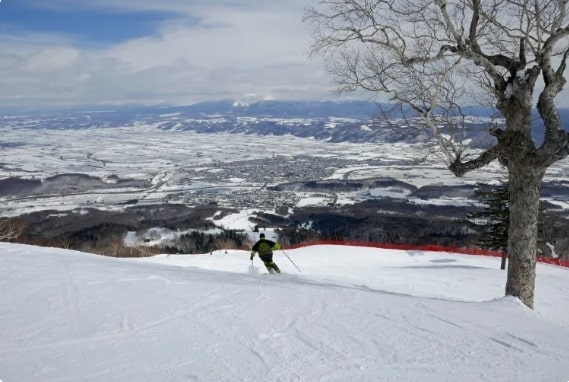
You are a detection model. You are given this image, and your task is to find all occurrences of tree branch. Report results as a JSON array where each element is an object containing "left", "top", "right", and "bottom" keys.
[{"left": 449, "top": 145, "right": 502, "bottom": 177}]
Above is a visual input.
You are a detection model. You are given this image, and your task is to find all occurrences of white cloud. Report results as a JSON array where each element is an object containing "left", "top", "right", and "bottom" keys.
[
  {"left": 3, "top": 0, "right": 568, "bottom": 109},
  {"left": 0, "top": 0, "right": 336, "bottom": 107},
  {"left": 23, "top": 46, "right": 81, "bottom": 72}
]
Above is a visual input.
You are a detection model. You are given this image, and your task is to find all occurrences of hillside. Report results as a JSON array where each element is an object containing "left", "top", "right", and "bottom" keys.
[
  {"left": 4, "top": 101, "right": 568, "bottom": 147},
  {"left": 1, "top": 242, "right": 568, "bottom": 381}
]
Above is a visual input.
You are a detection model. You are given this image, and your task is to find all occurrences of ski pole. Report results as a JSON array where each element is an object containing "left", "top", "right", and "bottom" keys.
[{"left": 281, "top": 248, "right": 301, "bottom": 273}]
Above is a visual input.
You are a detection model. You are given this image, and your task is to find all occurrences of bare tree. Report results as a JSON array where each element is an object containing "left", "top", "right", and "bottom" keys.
[
  {"left": 213, "top": 238, "right": 237, "bottom": 253},
  {"left": 305, "top": 0, "right": 569, "bottom": 308},
  {"left": 0, "top": 218, "right": 26, "bottom": 242}
]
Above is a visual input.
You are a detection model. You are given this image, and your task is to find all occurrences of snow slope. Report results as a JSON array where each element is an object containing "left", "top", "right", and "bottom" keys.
[{"left": 1, "top": 242, "right": 568, "bottom": 382}]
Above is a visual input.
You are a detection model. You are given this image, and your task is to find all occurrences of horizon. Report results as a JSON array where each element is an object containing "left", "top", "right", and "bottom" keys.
[{"left": 2, "top": 98, "right": 569, "bottom": 115}]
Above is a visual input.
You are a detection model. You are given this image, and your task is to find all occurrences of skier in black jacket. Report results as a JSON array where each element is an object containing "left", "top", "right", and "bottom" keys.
[{"left": 250, "top": 233, "right": 281, "bottom": 274}]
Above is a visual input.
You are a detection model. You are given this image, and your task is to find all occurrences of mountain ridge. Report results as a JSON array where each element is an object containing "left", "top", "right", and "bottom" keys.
[{"left": 3, "top": 100, "right": 569, "bottom": 147}]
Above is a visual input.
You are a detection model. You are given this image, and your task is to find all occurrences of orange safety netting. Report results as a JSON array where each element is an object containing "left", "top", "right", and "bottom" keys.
[{"left": 284, "top": 240, "right": 569, "bottom": 268}]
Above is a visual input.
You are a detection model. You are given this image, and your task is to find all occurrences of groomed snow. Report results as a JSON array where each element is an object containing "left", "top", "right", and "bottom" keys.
[{"left": 1, "top": 242, "right": 568, "bottom": 382}]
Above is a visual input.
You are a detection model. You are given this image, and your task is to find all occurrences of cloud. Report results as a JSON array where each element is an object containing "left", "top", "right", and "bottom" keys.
[
  {"left": 6, "top": 0, "right": 566, "bottom": 110},
  {"left": 23, "top": 46, "right": 81, "bottom": 72},
  {"left": 0, "top": 0, "right": 337, "bottom": 108}
]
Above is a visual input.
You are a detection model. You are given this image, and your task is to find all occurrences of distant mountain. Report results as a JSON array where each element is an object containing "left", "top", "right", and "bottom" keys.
[
  {"left": 2, "top": 100, "right": 568, "bottom": 148},
  {"left": 139, "top": 100, "right": 386, "bottom": 119}
]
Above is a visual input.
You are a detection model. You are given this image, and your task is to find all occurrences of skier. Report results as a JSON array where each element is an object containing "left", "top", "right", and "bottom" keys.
[{"left": 250, "top": 233, "right": 281, "bottom": 274}]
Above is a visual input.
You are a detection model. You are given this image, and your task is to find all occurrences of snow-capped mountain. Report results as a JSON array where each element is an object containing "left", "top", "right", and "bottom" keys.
[
  {"left": 3, "top": 100, "right": 566, "bottom": 148},
  {"left": 0, "top": 100, "right": 499, "bottom": 147}
]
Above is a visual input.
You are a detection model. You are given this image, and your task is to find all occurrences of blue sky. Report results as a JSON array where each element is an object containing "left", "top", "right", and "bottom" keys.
[
  {"left": 0, "top": 1, "right": 180, "bottom": 46},
  {"left": 0, "top": 0, "right": 333, "bottom": 108}
]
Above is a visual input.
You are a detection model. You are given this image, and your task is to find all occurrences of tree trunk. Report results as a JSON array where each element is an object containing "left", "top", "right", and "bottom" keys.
[
  {"left": 505, "top": 165, "right": 544, "bottom": 309},
  {"left": 500, "top": 99, "right": 545, "bottom": 309}
]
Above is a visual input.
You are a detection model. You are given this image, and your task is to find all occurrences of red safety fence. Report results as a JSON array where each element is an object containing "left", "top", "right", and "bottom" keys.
[{"left": 284, "top": 240, "right": 569, "bottom": 268}]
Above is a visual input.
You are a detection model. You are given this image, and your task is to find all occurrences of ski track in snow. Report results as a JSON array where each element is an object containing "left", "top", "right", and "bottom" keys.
[{"left": 1, "top": 243, "right": 569, "bottom": 382}]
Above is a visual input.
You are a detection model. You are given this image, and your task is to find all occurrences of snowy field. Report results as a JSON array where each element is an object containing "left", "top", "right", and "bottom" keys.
[
  {"left": 1, "top": 242, "right": 568, "bottom": 382},
  {"left": 0, "top": 124, "right": 513, "bottom": 215},
  {"left": 5, "top": 123, "right": 569, "bottom": 215}
]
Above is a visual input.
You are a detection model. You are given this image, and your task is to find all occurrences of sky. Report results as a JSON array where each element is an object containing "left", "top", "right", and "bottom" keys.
[
  {"left": 0, "top": 0, "right": 337, "bottom": 108},
  {"left": 1, "top": 239, "right": 569, "bottom": 381},
  {"left": 2, "top": 1, "right": 569, "bottom": 110}
]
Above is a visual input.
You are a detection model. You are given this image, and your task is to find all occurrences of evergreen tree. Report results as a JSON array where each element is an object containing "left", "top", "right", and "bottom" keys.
[
  {"left": 469, "top": 181, "right": 548, "bottom": 269},
  {"left": 468, "top": 182, "right": 510, "bottom": 258}
]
